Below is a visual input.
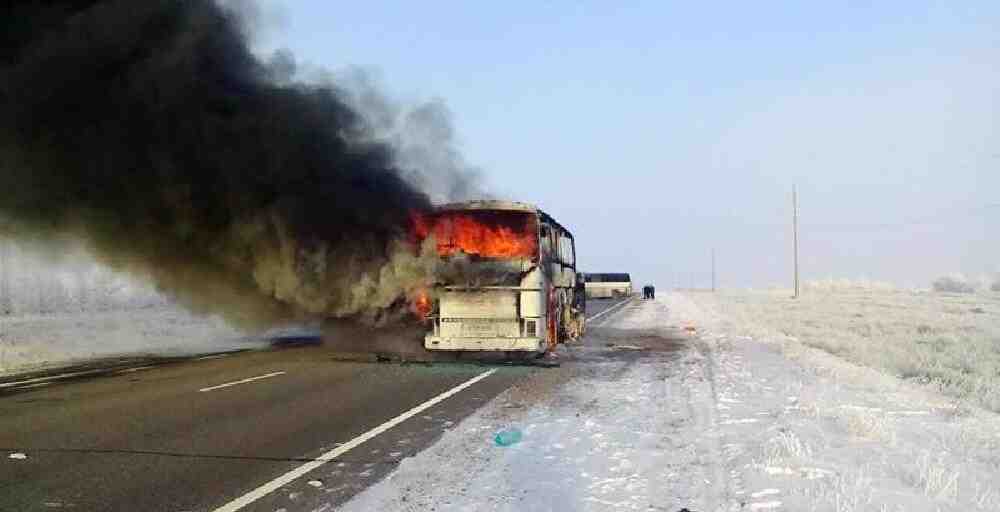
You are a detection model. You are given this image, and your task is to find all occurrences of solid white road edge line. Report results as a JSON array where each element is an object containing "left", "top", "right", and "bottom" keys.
[
  {"left": 0, "top": 369, "right": 104, "bottom": 389},
  {"left": 586, "top": 295, "right": 634, "bottom": 323},
  {"left": 116, "top": 365, "right": 156, "bottom": 374},
  {"left": 17, "top": 382, "right": 52, "bottom": 390},
  {"left": 211, "top": 368, "right": 498, "bottom": 512},
  {"left": 198, "top": 372, "right": 286, "bottom": 393}
]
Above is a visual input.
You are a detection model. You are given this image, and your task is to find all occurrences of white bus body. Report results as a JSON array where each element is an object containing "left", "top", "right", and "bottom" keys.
[
  {"left": 416, "top": 201, "right": 583, "bottom": 353},
  {"left": 583, "top": 273, "right": 633, "bottom": 299}
]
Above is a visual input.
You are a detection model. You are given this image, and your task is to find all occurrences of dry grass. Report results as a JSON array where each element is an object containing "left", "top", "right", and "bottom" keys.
[
  {"left": 896, "top": 450, "right": 961, "bottom": 500},
  {"left": 685, "top": 286, "right": 1000, "bottom": 412},
  {"left": 838, "top": 408, "right": 897, "bottom": 445},
  {"left": 796, "top": 464, "right": 875, "bottom": 512},
  {"left": 760, "top": 429, "right": 813, "bottom": 462}
]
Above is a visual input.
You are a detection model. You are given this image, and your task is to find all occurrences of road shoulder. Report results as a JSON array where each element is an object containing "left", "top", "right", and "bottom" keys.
[{"left": 336, "top": 298, "right": 731, "bottom": 511}]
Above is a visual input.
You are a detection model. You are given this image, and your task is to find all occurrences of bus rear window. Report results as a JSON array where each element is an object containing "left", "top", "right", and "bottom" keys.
[{"left": 413, "top": 210, "right": 538, "bottom": 260}]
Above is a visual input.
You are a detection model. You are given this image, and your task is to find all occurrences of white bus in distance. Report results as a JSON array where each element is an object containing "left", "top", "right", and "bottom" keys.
[{"left": 583, "top": 273, "right": 633, "bottom": 299}]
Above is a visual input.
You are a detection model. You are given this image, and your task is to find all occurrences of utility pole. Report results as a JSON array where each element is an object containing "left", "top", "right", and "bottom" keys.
[
  {"left": 0, "top": 237, "right": 8, "bottom": 315},
  {"left": 711, "top": 248, "right": 716, "bottom": 292},
  {"left": 792, "top": 185, "right": 800, "bottom": 299}
]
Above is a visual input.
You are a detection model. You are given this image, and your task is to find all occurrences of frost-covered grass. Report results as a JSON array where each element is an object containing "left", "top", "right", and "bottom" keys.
[
  {"left": 667, "top": 292, "right": 1000, "bottom": 510},
  {"left": 684, "top": 285, "right": 1000, "bottom": 412},
  {"left": 0, "top": 237, "right": 169, "bottom": 316},
  {"left": 0, "top": 307, "right": 256, "bottom": 375},
  {"left": 0, "top": 238, "right": 256, "bottom": 375}
]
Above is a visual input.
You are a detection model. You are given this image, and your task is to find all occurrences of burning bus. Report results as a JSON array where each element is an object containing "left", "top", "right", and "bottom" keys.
[{"left": 412, "top": 200, "right": 585, "bottom": 354}]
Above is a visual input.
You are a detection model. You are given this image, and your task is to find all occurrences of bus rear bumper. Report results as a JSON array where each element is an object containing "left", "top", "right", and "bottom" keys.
[{"left": 424, "top": 336, "right": 546, "bottom": 352}]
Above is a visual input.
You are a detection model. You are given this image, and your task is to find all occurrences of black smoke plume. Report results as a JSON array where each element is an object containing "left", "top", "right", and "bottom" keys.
[{"left": 0, "top": 1, "right": 448, "bottom": 327}]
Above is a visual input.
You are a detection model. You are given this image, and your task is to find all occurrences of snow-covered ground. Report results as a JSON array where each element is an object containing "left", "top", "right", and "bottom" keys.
[
  {"left": 0, "top": 307, "right": 262, "bottom": 375},
  {"left": 0, "top": 239, "right": 266, "bottom": 375},
  {"left": 334, "top": 293, "right": 1000, "bottom": 511},
  {"left": 684, "top": 286, "right": 1000, "bottom": 412}
]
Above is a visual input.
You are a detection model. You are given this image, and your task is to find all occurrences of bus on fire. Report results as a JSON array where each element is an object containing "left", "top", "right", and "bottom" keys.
[{"left": 412, "top": 200, "right": 584, "bottom": 355}]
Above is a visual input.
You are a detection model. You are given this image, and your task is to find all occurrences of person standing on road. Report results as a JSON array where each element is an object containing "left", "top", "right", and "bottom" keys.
[{"left": 649, "top": 285, "right": 655, "bottom": 299}]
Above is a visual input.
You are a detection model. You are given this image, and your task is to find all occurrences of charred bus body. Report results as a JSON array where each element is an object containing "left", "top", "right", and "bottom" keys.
[{"left": 413, "top": 200, "right": 584, "bottom": 354}]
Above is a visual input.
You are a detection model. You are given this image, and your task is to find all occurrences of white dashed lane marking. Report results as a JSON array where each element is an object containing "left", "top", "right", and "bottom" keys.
[
  {"left": 211, "top": 368, "right": 497, "bottom": 512},
  {"left": 196, "top": 353, "right": 231, "bottom": 361},
  {"left": 198, "top": 372, "right": 286, "bottom": 393}
]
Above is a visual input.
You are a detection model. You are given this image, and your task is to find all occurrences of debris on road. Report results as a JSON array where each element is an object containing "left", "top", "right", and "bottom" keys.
[
  {"left": 494, "top": 427, "right": 523, "bottom": 446},
  {"left": 307, "top": 480, "right": 323, "bottom": 488}
]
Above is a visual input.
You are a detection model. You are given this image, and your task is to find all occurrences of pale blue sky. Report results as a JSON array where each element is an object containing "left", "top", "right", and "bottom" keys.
[{"left": 257, "top": 1, "right": 997, "bottom": 288}]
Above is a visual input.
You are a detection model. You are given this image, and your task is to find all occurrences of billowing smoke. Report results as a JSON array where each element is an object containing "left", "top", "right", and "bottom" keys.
[
  {"left": 293, "top": 66, "right": 486, "bottom": 204},
  {"left": 0, "top": 0, "right": 469, "bottom": 328}
]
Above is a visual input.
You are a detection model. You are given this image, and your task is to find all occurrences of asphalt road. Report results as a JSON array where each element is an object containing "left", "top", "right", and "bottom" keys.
[{"left": 0, "top": 297, "right": 632, "bottom": 512}]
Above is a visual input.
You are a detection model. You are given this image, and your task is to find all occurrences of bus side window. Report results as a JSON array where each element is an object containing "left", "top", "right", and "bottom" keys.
[
  {"left": 539, "top": 225, "right": 552, "bottom": 259},
  {"left": 560, "top": 235, "right": 574, "bottom": 266}
]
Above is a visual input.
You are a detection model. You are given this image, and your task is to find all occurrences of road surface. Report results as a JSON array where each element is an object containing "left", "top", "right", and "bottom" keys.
[{"left": 0, "top": 297, "right": 632, "bottom": 512}]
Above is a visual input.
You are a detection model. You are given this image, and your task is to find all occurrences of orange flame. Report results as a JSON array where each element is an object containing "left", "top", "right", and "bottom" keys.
[
  {"left": 411, "top": 210, "right": 537, "bottom": 259},
  {"left": 411, "top": 289, "right": 432, "bottom": 318}
]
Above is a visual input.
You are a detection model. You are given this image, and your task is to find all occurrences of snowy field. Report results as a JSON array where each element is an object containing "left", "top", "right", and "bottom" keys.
[
  {"left": 0, "top": 240, "right": 259, "bottom": 375},
  {"left": 684, "top": 285, "right": 1000, "bottom": 412},
  {"left": 0, "top": 307, "right": 258, "bottom": 375},
  {"left": 333, "top": 293, "right": 1000, "bottom": 511}
]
